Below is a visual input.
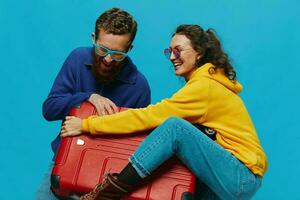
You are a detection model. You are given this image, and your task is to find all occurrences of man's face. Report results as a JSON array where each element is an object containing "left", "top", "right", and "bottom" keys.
[{"left": 92, "top": 29, "right": 132, "bottom": 84}]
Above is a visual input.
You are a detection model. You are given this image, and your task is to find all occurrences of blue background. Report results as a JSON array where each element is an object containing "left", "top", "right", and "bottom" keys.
[{"left": 1, "top": 0, "right": 299, "bottom": 199}]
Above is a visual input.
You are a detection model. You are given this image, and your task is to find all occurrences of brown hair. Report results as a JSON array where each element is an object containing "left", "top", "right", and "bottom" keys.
[
  {"left": 174, "top": 24, "right": 236, "bottom": 80},
  {"left": 95, "top": 8, "right": 137, "bottom": 44}
]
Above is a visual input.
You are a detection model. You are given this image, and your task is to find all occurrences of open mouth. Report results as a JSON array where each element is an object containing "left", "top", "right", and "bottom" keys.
[
  {"left": 173, "top": 62, "right": 183, "bottom": 70},
  {"left": 100, "top": 60, "right": 114, "bottom": 71}
]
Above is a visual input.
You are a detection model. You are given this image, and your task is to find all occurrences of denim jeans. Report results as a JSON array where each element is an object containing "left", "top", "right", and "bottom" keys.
[
  {"left": 129, "top": 117, "right": 262, "bottom": 200},
  {"left": 35, "top": 162, "right": 59, "bottom": 200}
]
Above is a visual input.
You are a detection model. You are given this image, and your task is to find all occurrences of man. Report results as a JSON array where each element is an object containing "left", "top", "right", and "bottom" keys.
[{"left": 36, "top": 8, "right": 151, "bottom": 199}]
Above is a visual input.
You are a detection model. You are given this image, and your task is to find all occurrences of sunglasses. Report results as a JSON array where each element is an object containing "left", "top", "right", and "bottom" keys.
[
  {"left": 94, "top": 43, "right": 128, "bottom": 61},
  {"left": 164, "top": 47, "right": 192, "bottom": 60}
]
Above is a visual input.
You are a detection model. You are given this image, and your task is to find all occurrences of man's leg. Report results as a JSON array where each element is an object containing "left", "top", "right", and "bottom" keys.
[{"left": 35, "top": 162, "right": 59, "bottom": 200}]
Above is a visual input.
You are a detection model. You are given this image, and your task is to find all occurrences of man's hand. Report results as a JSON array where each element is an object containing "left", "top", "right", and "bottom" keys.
[
  {"left": 88, "top": 94, "right": 118, "bottom": 116},
  {"left": 61, "top": 116, "right": 83, "bottom": 137}
]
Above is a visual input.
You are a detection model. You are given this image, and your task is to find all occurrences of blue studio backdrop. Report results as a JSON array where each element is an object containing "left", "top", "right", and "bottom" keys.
[{"left": 0, "top": 1, "right": 299, "bottom": 199}]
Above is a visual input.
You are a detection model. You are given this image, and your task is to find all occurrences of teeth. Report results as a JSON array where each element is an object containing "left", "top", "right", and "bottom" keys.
[{"left": 174, "top": 63, "right": 182, "bottom": 70}]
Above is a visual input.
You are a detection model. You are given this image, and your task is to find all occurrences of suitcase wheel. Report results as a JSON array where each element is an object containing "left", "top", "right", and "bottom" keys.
[{"left": 182, "top": 191, "right": 195, "bottom": 200}]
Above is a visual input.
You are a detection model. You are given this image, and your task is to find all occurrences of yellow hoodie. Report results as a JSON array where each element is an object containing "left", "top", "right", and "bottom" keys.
[{"left": 82, "top": 63, "right": 267, "bottom": 176}]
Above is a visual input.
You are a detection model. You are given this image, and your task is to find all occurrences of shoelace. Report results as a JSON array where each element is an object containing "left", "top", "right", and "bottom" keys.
[
  {"left": 80, "top": 185, "right": 100, "bottom": 199},
  {"left": 80, "top": 175, "right": 109, "bottom": 200}
]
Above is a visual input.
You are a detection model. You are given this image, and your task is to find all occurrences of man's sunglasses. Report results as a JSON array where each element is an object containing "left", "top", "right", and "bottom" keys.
[{"left": 94, "top": 43, "right": 128, "bottom": 61}]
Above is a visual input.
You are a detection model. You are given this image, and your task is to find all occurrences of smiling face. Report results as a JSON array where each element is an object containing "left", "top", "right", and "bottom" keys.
[
  {"left": 169, "top": 34, "right": 201, "bottom": 80},
  {"left": 91, "top": 29, "right": 132, "bottom": 84}
]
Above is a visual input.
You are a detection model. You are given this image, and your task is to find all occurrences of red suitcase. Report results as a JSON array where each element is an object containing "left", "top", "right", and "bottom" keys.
[{"left": 51, "top": 101, "right": 196, "bottom": 200}]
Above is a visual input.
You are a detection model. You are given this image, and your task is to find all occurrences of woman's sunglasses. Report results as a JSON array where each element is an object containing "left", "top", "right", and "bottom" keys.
[{"left": 164, "top": 47, "right": 192, "bottom": 60}]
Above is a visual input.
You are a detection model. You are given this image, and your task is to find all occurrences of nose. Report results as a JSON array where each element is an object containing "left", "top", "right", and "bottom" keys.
[
  {"left": 103, "top": 54, "right": 113, "bottom": 63},
  {"left": 170, "top": 51, "right": 176, "bottom": 61}
]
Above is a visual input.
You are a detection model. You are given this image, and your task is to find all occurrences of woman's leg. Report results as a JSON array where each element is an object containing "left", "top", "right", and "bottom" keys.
[{"left": 129, "top": 117, "right": 262, "bottom": 200}]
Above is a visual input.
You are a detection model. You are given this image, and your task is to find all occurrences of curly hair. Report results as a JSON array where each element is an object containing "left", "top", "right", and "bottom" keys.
[
  {"left": 95, "top": 8, "right": 137, "bottom": 44},
  {"left": 173, "top": 24, "right": 236, "bottom": 80}
]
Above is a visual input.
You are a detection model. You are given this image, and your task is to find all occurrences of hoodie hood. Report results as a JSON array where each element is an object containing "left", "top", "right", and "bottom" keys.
[{"left": 190, "top": 63, "right": 243, "bottom": 94}]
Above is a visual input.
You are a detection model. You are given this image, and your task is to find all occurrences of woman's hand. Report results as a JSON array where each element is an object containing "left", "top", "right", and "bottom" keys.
[{"left": 61, "top": 116, "right": 83, "bottom": 137}]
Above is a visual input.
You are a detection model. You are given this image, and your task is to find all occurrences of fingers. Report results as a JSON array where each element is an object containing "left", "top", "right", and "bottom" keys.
[
  {"left": 95, "top": 103, "right": 106, "bottom": 116},
  {"left": 61, "top": 129, "right": 81, "bottom": 137},
  {"left": 65, "top": 116, "right": 75, "bottom": 120},
  {"left": 64, "top": 116, "right": 78, "bottom": 124},
  {"left": 103, "top": 101, "right": 114, "bottom": 115},
  {"left": 61, "top": 116, "right": 83, "bottom": 137},
  {"left": 89, "top": 95, "right": 118, "bottom": 116},
  {"left": 105, "top": 98, "right": 119, "bottom": 113},
  {"left": 61, "top": 125, "right": 81, "bottom": 137}
]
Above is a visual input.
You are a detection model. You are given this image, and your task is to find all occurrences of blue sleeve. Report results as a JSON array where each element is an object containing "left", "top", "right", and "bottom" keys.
[
  {"left": 42, "top": 51, "right": 93, "bottom": 121},
  {"left": 134, "top": 75, "right": 151, "bottom": 108},
  {"left": 137, "top": 86, "right": 151, "bottom": 107}
]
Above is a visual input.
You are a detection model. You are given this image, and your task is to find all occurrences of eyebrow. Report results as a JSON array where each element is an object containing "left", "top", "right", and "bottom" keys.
[
  {"left": 170, "top": 45, "right": 183, "bottom": 49},
  {"left": 171, "top": 40, "right": 191, "bottom": 48},
  {"left": 96, "top": 42, "right": 126, "bottom": 52},
  {"left": 171, "top": 45, "right": 190, "bottom": 50}
]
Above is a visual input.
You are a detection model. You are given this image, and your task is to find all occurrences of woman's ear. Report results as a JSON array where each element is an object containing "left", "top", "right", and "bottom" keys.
[{"left": 197, "top": 54, "right": 203, "bottom": 60}]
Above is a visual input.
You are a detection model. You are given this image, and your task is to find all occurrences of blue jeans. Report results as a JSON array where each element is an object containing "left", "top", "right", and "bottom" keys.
[
  {"left": 129, "top": 117, "right": 262, "bottom": 200},
  {"left": 35, "top": 162, "right": 59, "bottom": 200}
]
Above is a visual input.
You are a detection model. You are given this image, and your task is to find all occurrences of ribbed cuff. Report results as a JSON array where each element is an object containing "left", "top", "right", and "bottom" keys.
[{"left": 82, "top": 119, "right": 89, "bottom": 132}]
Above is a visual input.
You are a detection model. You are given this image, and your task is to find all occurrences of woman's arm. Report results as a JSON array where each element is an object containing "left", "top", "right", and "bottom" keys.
[{"left": 62, "top": 77, "right": 210, "bottom": 136}]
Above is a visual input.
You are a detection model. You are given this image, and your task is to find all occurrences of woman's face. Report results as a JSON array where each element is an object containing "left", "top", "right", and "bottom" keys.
[{"left": 169, "top": 34, "right": 201, "bottom": 80}]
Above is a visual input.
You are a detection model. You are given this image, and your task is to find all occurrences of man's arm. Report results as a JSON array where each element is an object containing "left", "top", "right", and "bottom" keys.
[
  {"left": 135, "top": 86, "right": 151, "bottom": 108},
  {"left": 42, "top": 51, "right": 93, "bottom": 121},
  {"left": 132, "top": 74, "right": 151, "bottom": 108}
]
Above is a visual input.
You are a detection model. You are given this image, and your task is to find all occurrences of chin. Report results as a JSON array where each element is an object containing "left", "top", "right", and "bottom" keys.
[
  {"left": 174, "top": 72, "right": 181, "bottom": 77},
  {"left": 175, "top": 70, "right": 183, "bottom": 76},
  {"left": 175, "top": 72, "right": 188, "bottom": 80}
]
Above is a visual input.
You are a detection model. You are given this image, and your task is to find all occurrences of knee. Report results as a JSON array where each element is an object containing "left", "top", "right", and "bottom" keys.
[
  {"left": 163, "top": 117, "right": 197, "bottom": 135},
  {"left": 164, "top": 117, "right": 186, "bottom": 126}
]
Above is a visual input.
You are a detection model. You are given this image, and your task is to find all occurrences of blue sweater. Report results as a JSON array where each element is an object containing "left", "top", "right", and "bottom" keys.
[{"left": 42, "top": 47, "right": 151, "bottom": 153}]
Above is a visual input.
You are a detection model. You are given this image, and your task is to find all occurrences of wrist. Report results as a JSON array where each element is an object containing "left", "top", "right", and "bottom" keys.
[
  {"left": 88, "top": 93, "right": 95, "bottom": 102},
  {"left": 82, "top": 118, "right": 89, "bottom": 132}
]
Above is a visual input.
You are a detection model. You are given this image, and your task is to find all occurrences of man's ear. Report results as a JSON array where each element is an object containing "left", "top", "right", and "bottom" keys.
[
  {"left": 128, "top": 45, "right": 133, "bottom": 51},
  {"left": 91, "top": 32, "right": 96, "bottom": 44}
]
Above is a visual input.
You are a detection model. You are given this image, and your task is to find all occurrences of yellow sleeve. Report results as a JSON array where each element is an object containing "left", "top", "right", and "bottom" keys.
[{"left": 82, "top": 78, "right": 209, "bottom": 135}]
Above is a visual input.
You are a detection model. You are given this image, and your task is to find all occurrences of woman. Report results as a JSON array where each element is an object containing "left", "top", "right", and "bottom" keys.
[{"left": 61, "top": 24, "right": 267, "bottom": 200}]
